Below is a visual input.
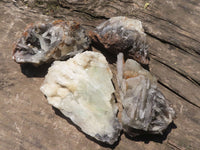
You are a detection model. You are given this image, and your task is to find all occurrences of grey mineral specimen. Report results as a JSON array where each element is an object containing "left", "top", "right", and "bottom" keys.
[
  {"left": 89, "top": 16, "right": 149, "bottom": 64},
  {"left": 13, "top": 20, "right": 90, "bottom": 65},
  {"left": 117, "top": 53, "right": 175, "bottom": 136},
  {"left": 40, "top": 51, "right": 122, "bottom": 144}
]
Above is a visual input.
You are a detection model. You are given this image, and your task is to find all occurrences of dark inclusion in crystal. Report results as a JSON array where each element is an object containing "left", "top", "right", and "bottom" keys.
[
  {"left": 89, "top": 16, "right": 149, "bottom": 65},
  {"left": 13, "top": 20, "right": 90, "bottom": 65}
]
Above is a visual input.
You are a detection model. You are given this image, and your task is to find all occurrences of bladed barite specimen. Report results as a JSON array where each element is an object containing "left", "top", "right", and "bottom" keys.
[
  {"left": 89, "top": 16, "right": 149, "bottom": 64},
  {"left": 13, "top": 20, "right": 90, "bottom": 65},
  {"left": 40, "top": 51, "right": 122, "bottom": 144},
  {"left": 117, "top": 53, "right": 175, "bottom": 136}
]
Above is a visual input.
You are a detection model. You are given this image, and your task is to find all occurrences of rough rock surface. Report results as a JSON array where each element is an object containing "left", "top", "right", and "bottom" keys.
[
  {"left": 13, "top": 20, "right": 90, "bottom": 65},
  {"left": 117, "top": 53, "right": 175, "bottom": 136},
  {"left": 40, "top": 51, "right": 122, "bottom": 144},
  {"left": 89, "top": 16, "right": 149, "bottom": 64}
]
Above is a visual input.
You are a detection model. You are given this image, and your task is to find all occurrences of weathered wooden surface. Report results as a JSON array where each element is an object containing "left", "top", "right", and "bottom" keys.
[{"left": 0, "top": 0, "right": 200, "bottom": 150}]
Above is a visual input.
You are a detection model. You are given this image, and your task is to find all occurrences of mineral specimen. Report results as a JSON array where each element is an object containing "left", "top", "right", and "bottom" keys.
[
  {"left": 40, "top": 51, "right": 122, "bottom": 144},
  {"left": 117, "top": 53, "right": 175, "bottom": 136},
  {"left": 89, "top": 16, "right": 149, "bottom": 64},
  {"left": 13, "top": 20, "right": 90, "bottom": 65}
]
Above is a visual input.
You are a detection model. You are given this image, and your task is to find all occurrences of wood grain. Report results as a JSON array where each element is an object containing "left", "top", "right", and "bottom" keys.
[{"left": 0, "top": 0, "right": 199, "bottom": 149}]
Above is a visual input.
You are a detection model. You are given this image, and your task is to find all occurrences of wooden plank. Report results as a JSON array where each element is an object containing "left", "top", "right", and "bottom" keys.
[{"left": 0, "top": 0, "right": 200, "bottom": 150}]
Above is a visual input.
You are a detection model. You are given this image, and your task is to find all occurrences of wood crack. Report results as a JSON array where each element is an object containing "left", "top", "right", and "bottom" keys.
[
  {"left": 146, "top": 32, "right": 200, "bottom": 57},
  {"left": 158, "top": 80, "right": 200, "bottom": 109},
  {"left": 151, "top": 56, "right": 200, "bottom": 86},
  {"left": 143, "top": 11, "right": 200, "bottom": 46},
  {"left": 141, "top": 11, "right": 188, "bottom": 33},
  {"left": 73, "top": 9, "right": 109, "bottom": 20},
  {"left": 58, "top": 2, "right": 109, "bottom": 20},
  {"left": 167, "top": 140, "right": 183, "bottom": 150}
]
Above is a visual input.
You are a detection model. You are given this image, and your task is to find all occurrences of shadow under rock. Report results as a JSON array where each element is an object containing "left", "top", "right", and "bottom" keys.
[
  {"left": 20, "top": 63, "right": 52, "bottom": 77},
  {"left": 91, "top": 44, "right": 117, "bottom": 64},
  {"left": 52, "top": 106, "right": 122, "bottom": 149},
  {"left": 141, "top": 63, "right": 149, "bottom": 71},
  {"left": 124, "top": 122, "right": 177, "bottom": 144},
  {"left": 91, "top": 44, "right": 150, "bottom": 71}
]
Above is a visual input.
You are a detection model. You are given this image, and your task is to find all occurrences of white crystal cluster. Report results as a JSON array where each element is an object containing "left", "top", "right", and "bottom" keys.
[
  {"left": 40, "top": 51, "right": 121, "bottom": 144},
  {"left": 117, "top": 53, "right": 175, "bottom": 135}
]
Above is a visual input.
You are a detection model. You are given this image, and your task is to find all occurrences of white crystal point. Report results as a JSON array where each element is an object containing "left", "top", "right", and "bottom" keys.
[
  {"left": 117, "top": 53, "right": 175, "bottom": 135},
  {"left": 40, "top": 51, "right": 121, "bottom": 144}
]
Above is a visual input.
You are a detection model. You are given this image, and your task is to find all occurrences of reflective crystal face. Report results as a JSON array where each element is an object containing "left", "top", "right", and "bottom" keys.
[
  {"left": 117, "top": 53, "right": 175, "bottom": 135},
  {"left": 89, "top": 16, "right": 149, "bottom": 64},
  {"left": 40, "top": 51, "right": 122, "bottom": 144},
  {"left": 13, "top": 20, "right": 90, "bottom": 65}
]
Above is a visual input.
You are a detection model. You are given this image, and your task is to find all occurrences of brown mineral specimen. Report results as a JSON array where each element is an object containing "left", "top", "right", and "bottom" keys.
[
  {"left": 13, "top": 20, "right": 90, "bottom": 65},
  {"left": 89, "top": 16, "right": 149, "bottom": 64}
]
